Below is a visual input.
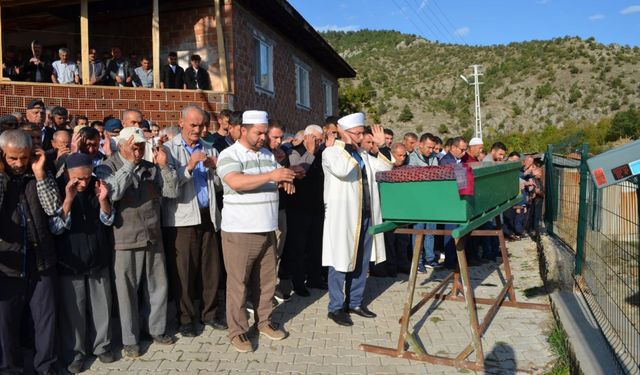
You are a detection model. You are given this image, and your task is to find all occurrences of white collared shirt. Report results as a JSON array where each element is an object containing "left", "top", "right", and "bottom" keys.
[
  {"left": 52, "top": 60, "right": 78, "bottom": 84},
  {"left": 217, "top": 141, "right": 280, "bottom": 233}
]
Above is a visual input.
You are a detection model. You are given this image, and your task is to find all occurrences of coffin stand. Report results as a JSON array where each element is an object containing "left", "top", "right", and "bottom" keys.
[{"left": 359, "top": 162, "right": 550, "bottom": 371}]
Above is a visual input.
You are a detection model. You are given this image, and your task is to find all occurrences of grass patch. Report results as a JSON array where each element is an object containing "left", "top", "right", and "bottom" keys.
[{"left": 545, "top": 322, "right": 570, "bottom": 375}]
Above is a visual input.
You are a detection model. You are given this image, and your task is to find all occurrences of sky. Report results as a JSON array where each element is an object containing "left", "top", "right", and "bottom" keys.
[{"left": 288, "top": 0, "right": 640, "bottom": 47}]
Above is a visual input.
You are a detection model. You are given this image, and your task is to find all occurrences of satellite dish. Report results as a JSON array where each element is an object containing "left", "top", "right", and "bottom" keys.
[{"left": 460, "top": 75, "right": 469, "bottom": 84}]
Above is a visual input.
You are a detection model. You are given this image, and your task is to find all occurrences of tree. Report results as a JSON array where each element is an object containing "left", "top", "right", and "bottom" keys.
[
  {"left": 535, "top": 83, "right": 554, "bottom": 99},
  {"left": 398, "top": 104, "right": 414, "bottom": 122},
  {"left": 568, "top": 85, "right": 582, "bottom": 104},
  {"left": 338, "top": 82, "right": 376, "bottom": 116},
  {"left": 606, "top": 108, "right": 640, "bottom": 141}
]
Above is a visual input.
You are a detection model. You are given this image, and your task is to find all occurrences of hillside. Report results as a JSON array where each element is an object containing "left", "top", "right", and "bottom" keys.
[{"left": 321, "top": 30, "right": 640, "bottom": 141}]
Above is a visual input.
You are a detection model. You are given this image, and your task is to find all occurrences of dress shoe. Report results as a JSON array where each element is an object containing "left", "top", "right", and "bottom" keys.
[
  {"left": 123, "top": 344, "right": 140, "bottom": 359},
  {"left": 348, "top": 306, "right": 377, "bottom": 318},
  {"left": 328, "top": 310, "right": 353, "bottom": 326},
  {"left": 259, "top": 322, "right": 288, "bottom": 340},
  {"left": 231, "top": 333, "right": 253, "bottom": 353},
  {"left": 274, "top": 289, "right": 291, "bottom": 303},
  {"left": 67, "top": 358, "right": 83, "bottom": 374},
  {"left": 152, "top": 334, "right": 175, "bottom": 345},
  {"left": 204, "top": 318, "right": 228, "bottom": 330},
  {"left": 97, "top": 351, "right": 115, "bottom": 363},
  {"left": 293, "top": 287, "right": 310, "bottom": 297},
  {"left": 179, "top": 323, "right": 197, "bottom": 337}
]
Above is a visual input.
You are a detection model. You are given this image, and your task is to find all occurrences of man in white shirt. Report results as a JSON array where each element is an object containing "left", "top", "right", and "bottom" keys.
[
  {"left": 51, "top": 48, "right": 79, "bottom": 84},
  {"left": 216, "top": 110, "right": 295, "bottom": 353}
]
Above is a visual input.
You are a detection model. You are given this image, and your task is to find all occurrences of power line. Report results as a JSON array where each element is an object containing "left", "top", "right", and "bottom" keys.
[
  {"left": 431, "top": 0, "right": 467, "bottom": 45},
  {"left": 391, "top": 0, "right": 431, "bottom": 40},
  {"left": 418, "top": 0, "right": 453, "bottom": 44},
  {"left": 420, "top": 0, "right": 459, "bottom": 45},
  {"left": 403, "top": 0, "right": 448, "bottom": 43}
]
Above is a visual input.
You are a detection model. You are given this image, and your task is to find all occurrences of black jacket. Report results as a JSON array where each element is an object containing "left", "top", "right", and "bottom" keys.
[
  {"left": 0, "top": 172, "right": 56, "bottom": 278},
  {"left": 54, "top": 175, "right": 111, "bottom": 276},
  {"left": 184, "top": 66, "right": 211, "bottom": 90},
  {"left": 286, "top": 144, "right": 325, "bottom": 214},
  {"left": 160, "top": 64, "right": 185, "bottom": 89},
  {"left": 106, "top": 59, "right": 135, "bottom": 86},
  {"left": 21, "top": 58, "right": 52, "bottom": 83}
]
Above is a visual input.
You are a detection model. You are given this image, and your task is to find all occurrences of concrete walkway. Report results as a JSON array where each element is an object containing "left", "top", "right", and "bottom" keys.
[{"left": 84, "top": 237, "right": 555, "bottom": 374}]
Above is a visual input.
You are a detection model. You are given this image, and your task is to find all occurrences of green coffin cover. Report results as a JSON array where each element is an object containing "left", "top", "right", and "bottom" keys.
[{"left": 377, "top": 161, "right": 521, "bottom": 224}]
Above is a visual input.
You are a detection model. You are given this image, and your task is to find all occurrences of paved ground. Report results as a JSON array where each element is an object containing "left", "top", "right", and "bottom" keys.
[{"left": 84, "top": 237, "right": 555, "bottom": 375}]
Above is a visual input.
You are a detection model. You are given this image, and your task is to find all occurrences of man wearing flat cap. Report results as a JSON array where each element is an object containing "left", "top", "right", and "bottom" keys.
[
  {"left": 0, "top": 129, "right": 60, "bottom": 375},
  {"left": 322, "top": 112, "right": 393, "bottom": 326},
  {"left": 25, "top": 99, "right": 53, "bottom": 150},
  {"left": 95, "top": 127, "right": 178, "bottom": 358},
  {"left": 0, "top": 115, "right": 19, "bottom": 134},
  {"left": 50, "top": 153, "right": 115, "bottom": 373},
  {"left": 217, "top": 110, "right": 294, "bottom": 352}
]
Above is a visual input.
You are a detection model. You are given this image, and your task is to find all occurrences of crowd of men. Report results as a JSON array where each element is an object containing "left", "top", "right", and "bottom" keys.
[
  {"left": 0, "top": 99, "right": 545, "bottom": 374},
  {"left": 2, "top": 41, "right": 211, "bottom": 89}
]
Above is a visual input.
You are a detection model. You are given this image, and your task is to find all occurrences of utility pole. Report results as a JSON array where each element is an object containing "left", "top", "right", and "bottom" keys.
[{"left": 460, "top": 65, "right": 483, "bottom": 139}]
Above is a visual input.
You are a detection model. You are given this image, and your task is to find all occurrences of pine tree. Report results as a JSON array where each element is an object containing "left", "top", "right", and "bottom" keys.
[{"left": 398, "top": 104, "right": 413, "bottom": 122}]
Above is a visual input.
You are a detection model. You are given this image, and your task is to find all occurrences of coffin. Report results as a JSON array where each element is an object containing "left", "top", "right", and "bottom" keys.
[{"left": 376, "top": 161, "right": 521, "bottom": 224}]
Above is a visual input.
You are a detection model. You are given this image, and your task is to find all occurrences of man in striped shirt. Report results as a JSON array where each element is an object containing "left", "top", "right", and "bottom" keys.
[{"left": 216, "top": 110, "right": 295, "bottom": 353}]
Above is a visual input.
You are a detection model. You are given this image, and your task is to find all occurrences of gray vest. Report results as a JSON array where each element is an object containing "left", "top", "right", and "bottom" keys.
[{"left": 101, "top": 156, "right": 163, "bottom": 250}]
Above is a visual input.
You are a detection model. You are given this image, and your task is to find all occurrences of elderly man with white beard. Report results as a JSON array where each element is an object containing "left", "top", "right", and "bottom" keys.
[{"left": 322, "top": 112, "right": 393, "bottom": 326}]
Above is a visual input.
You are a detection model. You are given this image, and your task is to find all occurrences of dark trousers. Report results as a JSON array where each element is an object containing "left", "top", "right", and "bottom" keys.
[
  {"left": 0, "top": 269, "right": 57, "bottom": 373},
  {"left": 372, "top": 231, "right": 410, "bottom": 275},
  {"left": 479, "top": 220, "right": 500, "bottom": 260},
  {"left": 503, "top": 207, "right": 525, "bottom": 237},
  {"left": 443, "top": 224, "right": 459, "bottom": 268},
  {"left": 394, "top": 233, "right": 412, "bottom": 271},
  {"left": 279, "top": 209, "right": 323, "bottom": 289},
  {"left": 164, "top": 209, "right": 221, "bottom": 325},
  {"left": 530, "top": 198, "right": 543, "bottom": 231}
]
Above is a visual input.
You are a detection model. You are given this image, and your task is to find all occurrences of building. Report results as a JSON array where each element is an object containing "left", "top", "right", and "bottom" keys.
[{"left": 0, "top": 0, "right": 355, "bottom": 128}]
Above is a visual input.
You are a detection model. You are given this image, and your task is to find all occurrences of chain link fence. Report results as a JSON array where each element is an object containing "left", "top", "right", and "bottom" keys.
[{"left": 545, "top": 144, "right": 639, "bottom": 374}]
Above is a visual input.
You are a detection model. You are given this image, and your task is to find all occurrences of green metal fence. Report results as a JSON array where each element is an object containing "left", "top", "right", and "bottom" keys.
[{"left": 545, "top": 144, "right": 639, "bottom": 374}]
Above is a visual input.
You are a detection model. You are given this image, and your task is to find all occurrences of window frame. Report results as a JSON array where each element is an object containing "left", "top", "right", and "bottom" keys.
[
  {"left": 322, "top": 78, "right": 334, "bottom": 117},
  {"left": 253, "top": 30, "right": 274, "bottom": 95},
  {"left": 294, "top": 57, "right": 311, "bottom": 110}
]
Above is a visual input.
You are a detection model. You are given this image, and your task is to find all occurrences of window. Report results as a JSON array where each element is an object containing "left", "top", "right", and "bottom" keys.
[
  {"left": 323, "top": 80, "right": 333, "bottom": 116},
  {"left": 254, "top": 36, "right": 273, "bottom": 93},
  {"left": 295, "top": 62, "right": 310, "bottom": 109}
]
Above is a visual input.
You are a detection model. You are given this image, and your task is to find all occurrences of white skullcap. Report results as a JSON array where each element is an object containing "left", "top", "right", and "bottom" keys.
[
  {"left": 337, "top": 112, "right": 365, "bottom": 130},
  {"left": 469, "top": 137, "right": 483, "bottom": 146},
  {"left": 242, "top": 110, "right": 269, "bottom": 125}
]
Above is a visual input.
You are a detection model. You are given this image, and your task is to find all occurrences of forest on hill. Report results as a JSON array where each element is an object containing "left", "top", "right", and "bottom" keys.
[{"left": 322, "top": 30, "right": 640, "bottom": 153}]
